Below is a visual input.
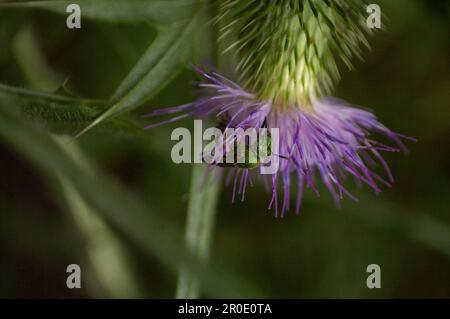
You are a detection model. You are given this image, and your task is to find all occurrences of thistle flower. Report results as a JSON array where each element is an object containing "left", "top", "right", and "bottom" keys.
[
  {"left": 145, "top": 68, "right": 413, "bottom": 215},
  {"left": 145, "top": 0, "right": 414, "bottom": 216}
]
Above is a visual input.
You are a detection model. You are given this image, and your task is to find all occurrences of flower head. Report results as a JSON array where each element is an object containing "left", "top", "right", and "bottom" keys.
[
  {"left": 144, "top": 0, "right": 415, "bottom": 216},
  {"left": 145, "top": 68, "right": 414, "bottom": 216}
]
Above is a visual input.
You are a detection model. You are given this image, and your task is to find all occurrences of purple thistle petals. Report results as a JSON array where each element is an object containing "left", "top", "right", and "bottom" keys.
[
  {"left": 266, "top": 96, "right": 413, "bottom": 213},
  {"left": 281, "top": 173, "right": 291, "bottom": 217},
  {"left": 247, "top": 172, "right": 254, "bottom": 188},
  {"left": 145, "top": 68, "right": 414, "bottom": 215},
  {"left": 295, "top": 172, "right": 304, "bottom": 215},
  {"left": 142, "top": 103, "right": 193, "bottom": 118},
  {"left": 320, "top": 167, "right": 341, "bottom": 207},
  {"left": 268, "top": 174, "right": 279, "bottom": 217},
  {"left": 226, "top": 106, "right": 248, "bottom": 129},
  {"left": 239, "top": 169, "right": 250, "bottom": 202},
  {"left": 232, "top": 169, "right": 241, "bottom": 204},
  {"left": 144, "top": 113, "right": 190, "bottom": 129},
  {"left": 216, "top": 100, "right": 241, "bottom": 117}
]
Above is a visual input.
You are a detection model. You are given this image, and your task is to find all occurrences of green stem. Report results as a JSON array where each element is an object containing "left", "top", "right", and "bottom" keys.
[{"left": 176, "top": 164, "right": 221, "bottom": 298}]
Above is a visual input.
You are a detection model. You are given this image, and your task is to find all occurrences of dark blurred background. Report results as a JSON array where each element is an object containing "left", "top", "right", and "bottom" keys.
[{"left": 0, "top": 0, "right": 449, "bottom": 298}]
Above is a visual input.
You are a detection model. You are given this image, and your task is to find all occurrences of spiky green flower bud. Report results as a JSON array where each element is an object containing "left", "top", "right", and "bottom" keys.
[{"left": 218, "top": 0, "right": 370, "bottom": 111}]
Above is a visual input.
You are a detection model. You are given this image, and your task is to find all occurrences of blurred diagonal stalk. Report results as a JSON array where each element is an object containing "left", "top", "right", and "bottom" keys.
[
  {"left": 176, "top": 164, "right": 221, "bottom": 298},
  {"left": 55, "top": 136, "right": 141, "bottom": 298},
  {"left": 0, "top": 102, "right": 261, "bottom": 297},
  {"left": 6, "top": 22, "right": 140, "bottom": 297}
]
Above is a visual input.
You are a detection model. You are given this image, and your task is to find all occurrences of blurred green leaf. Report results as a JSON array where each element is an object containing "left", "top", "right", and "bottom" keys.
[
  {"left": 110, "top": 26, "right": 186, "bottom": 102},
  {"left": 75, "top": 14, "right": 201, "bottom": 138},
  {"left": 56, "top": 136, "right": 142, "bottom": 298},
  {"left": 0, "top": 100, "right": 262, "bottom": 298},
  {"left": 0, "top": 82, "right": 103, "bottom": 105},
  {"left": 0, "top": 83, "right": 163, "bottom": 142},
  {"left": 12, "top": 25, "right": 62, "bottom": 91},
  {"left": 0, "top": 0, "right": 202, "bottom": 25}
]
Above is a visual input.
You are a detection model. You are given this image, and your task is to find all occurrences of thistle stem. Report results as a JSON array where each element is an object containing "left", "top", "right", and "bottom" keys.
[{"left": 176, "top": 164, "right": 221, "bottom": 298}]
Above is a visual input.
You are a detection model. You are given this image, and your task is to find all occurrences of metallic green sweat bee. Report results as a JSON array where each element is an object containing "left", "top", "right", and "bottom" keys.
[{"left": 205, "top": 114, "right": 275, "bottom": 170}]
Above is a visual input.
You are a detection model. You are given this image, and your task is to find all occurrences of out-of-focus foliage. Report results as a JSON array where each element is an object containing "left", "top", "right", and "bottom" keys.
[{"left": 0, "top": 0, "right": 449, "bottom": 298}]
